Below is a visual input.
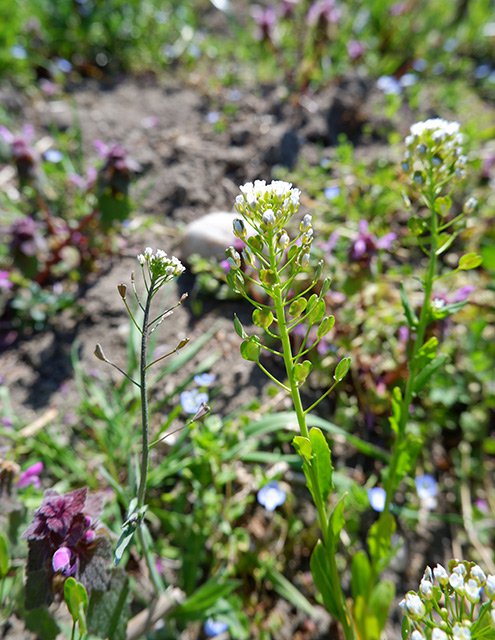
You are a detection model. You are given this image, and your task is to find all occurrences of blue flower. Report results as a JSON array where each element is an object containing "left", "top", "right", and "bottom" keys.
[
  {"left": 376, "top": 75, "right": 402, "bottom": 95},
  {"left": 415, "top": 474, "right": 438, "bottom": 509},
  {"left": 367, "top": 487, "right": 386, "bottom": 512},
  {"left": 257, "top": 481, "right": 286, "bottom": 512},
  {"left": 204, "top": 619, "right": 229, "bottom": 637},
  {"left": 324, "top": 185, "right": 340, "bottom": 200},
  {"left": 44, "top": 149, "right": 63, "bottom": 163},
  {"left": 193, "top": 373, "right": 216, "bottom": 387},
  {"left": 180, "top": 389, "right": 209, "bottom": 414}
]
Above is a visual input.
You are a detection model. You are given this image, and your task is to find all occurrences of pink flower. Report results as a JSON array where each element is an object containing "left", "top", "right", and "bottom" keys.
[
  {"left": 307, "top": 0, "right": 341, "bottom": 27},
  {"left": 347, "top": 39, "right": 365, "bottom": 60},
  {"left": 0, "top": 271, "right": 13, "bottom": 291},
  {"left": 52, "top": 546, "right": 75, "bottom": 575},
  {"left": 252, "top": 5, "right": 277, "bottom": 41},
  {"left": 349, "top": 220, "right": 396, "bottom": 266},
  {"left": 17, "top": 461, "right": 44, "bottom": 489}
]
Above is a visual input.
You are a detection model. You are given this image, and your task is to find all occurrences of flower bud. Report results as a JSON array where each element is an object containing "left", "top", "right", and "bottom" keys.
[
  {"left": 262, "top": 209, "right": 276, "bottom": 226},
  {"left": 233, "top": 218, "right": 246, "bottom": 238},
  {"left": 117, "top": 283, "right": 127, "bottom": 299},
  {"left": 226, "top": 247, "right": 241, "bottom": 269},
  {"left": 278, "top": 232, "right": 289, "bottom": 249},
  {"left": 300, "top": 214, "right": 312, "bottom": 231},
  {"left": 94, "top": 343, "right": 108, "bottom": 362},
  {"left": 52, "top": 547, "right": 72, "bottom": 574},
  {"left": 463, "top": 196, "right": 478, "bottom": 214},
  {"left": 300, "top": 251, "right": 310, "bottom": 267}
]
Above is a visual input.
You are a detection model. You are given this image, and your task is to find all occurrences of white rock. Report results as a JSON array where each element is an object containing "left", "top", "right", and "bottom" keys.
[{"left": 181, "top": 211, "right": 244, "bottom": 261}]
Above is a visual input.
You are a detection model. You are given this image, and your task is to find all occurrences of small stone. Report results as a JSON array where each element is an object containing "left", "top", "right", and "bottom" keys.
[{"left": 180, "top": 211, "right": 242, "bottom": 261}]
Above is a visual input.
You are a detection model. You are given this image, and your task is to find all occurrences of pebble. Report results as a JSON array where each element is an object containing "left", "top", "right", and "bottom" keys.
[{"left": 180, "top": 211, "right": 242, "bottom": 261}]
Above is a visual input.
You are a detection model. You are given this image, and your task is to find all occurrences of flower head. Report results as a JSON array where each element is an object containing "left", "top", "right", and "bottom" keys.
[
  {"left": 403, "top": 119, "right": 465, "bottom": 190},
  {"left": 367, "top": 487, "right": 386, "bottom": 512},
  {"left": 17, "top": 461, "right": 44, "bottom": 489},
  {"left": 204, "top": 619, "right": 229, "bottom": 637},
  {"left": 349, "top": 220, "right": 396, "bottom": 267},
  {"left": 180, "top": 389, "right": 208, "bottom": 415},
  {"left": 137, "top": 248, "right": 185, "bottom": 283},
  {"left": 257, "top": 481, "right": 286, "bottom": 511}
]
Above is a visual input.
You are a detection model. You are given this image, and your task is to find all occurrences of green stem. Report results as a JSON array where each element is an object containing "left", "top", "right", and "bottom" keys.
[
  {"left": 268, "top": 238, "right": 354, "bottom": 640},
  {"left": 136, "top": 281, "right": 163, "bottom": 595}
]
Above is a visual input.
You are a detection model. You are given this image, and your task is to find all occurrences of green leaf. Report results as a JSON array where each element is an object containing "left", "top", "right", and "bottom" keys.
[
  {"left": 333, "top": 357, "right": 351, "bottom": 382},
  {"left": 240, "top": 337, "right": 261, "bottom": 362},
  {"left": 416, "top": 336, "right": 438, "bottom": 360},
  {"left": 458, "top": 252, "right": 482, "bottom": 270},
  {"left": 389, "top": 386, "right": 402, "bottom": 435},
  {"left": 436, "top": 231, "right": 458, "bottom": 256},
  {"left": 317, "top": 315, "right": 335, "bottom": 338},
  {"left": 289, "top": 297, "right": 307, "bottom": 318},
  {"left": 399, "top": 283, "right": 418, "bottom": 328},
  {"left": 114, "top": 522, "right": 137, "bottom": 566},
  {"left": 252, "top": 308, "right": 274, "bottom": 329},
  {"left": 310, "top": 541, "right": 339, "bottom": 618},
  {"left": 294, "top": 360, "right": 312, "bottom": 386},
  {"left": 24, "top": 608, "right": 60, "bottom": 640},
  {"left": 0, "top": 533, "right": 9, "bottom": 578},
  {"left": 265, "top": 567, "right": 319, "bottom": 619},
  {"left": 87, "top": 570, "right": 130, "bottom": 640},
  {"left": 413, "top": 354, "right": 448, "bottom": 394},
  {"left": 351, "top": 550, "right": 371, "bottom": 599},
  {"left": 369, "top": 580, "right": 395, "bottom": 632},
  {"left": 233, "top": 314, "right": 248, "bottom": 339},
  {"left": 367, "top": 513, "right": 396, "bottom": 568},
  {"left": 327, "top": 493, "right": 347, "bottom": 552},
  {"left": 64, "top": 577, "right": 88, "bottom": 623},
  {"left": 293, "top": 435, "right": 312, "bottom": 461},
  {"left": 176, "top": 577, "right": 239, "bottom": 616},
  {"left": 309, "top": 427, "right": 333, "bottom": 502}
]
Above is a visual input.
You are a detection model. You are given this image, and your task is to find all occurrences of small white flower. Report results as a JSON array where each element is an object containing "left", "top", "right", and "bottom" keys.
[
  {"left": 411, "top": 631, "right": 425, "bottom": 640},
  {"left": 262, "top": 209, "right": 276, "bottom": 226},
  {"left": 453, "top": 563, "right": 466, "bottom": 576},
  {"left": 470, "top": 565, "right": 486, "bottom": 585},
  {"left": 402, "top": 592, "right": 425, "bottom": 619},
  {"left": 449, "top": 572, "right": 465, "bottom": 593},
  {"left": 301, "top": 214, "right": 312, "bottom": 230},
  {"left": 432, "top": 629, "right": 448, "bottom": 640},
  {"left": 485, "top": 575, "right": 495, "bottom": 598},
  {"left": 137, "top": 253, "right": 145, "bottom": 265},
  {"left": 420, "top": 579, "right": 433, "bottom": 599},
  {"left": 453, "top": 623, "right": 471, "bottom": 640},
  {"left": 463, "top": 197, "right": 478, "bottom": 214},
  {"left": 278, "top": 232, "right": 289, "bottom": 249},
  {"left": 433, "top": 564, "right": 449, "bottom": 585},
  {"left": 464, "top": 578, "right": 481, "bottom": 603}
]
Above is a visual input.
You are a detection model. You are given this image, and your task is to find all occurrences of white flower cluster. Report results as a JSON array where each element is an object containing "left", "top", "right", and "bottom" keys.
[
  {"left": 137, "top": 247, "right": 185, "bottom": 281},
  {"left": 401, "top": 561, "right": 495, "bottom": 640},
  {"left": 234, "top": 180, "right": 301, "bottom": 231},
  {"left": 403, "top": 118, "right": 466, "bottom": 189}
]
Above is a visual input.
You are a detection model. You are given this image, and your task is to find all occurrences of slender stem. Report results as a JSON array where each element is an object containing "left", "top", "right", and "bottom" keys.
[
  {"left": 382, "top": 183, "right": 438, "bottom": 515},
  {"left": 268, "top": 236, "right": 354, "bottom": 640},
  {"left": 135, "top": 280, "right": 163, "bottom": 595}
]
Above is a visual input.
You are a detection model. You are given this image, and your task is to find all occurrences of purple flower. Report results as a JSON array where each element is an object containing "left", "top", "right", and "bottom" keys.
[
  {"left": 367, "top": 487, "right": 386, "bottom": 512},
  {"left": 398, "top": 326, "right": 410, "bottom": 344},
  {"left": 349, "top": 220, "right": 396, "bottom": 266},
  {"left": 52, "top": 546, "right": 75, "bottom": 575},
  {"left": 347, "top": 40, "right": 365, "bottom": 60},
  {"left": 180, "top": 389, "right": 209, "bottom": 414},
  {"left": 204, "top": 619, "right": 229, "bottom": 637},
  {"left": 307, "top": 0, "right": 341, "bottom": 27},
  {"left": 251, "top": 5, "right": 277, "bottom": 41},
  {"left": 257, "top": 481, "right": 286, "bottom": 511},
  {"left": 220, "top": 259, "right": 231, "bottom": 273},
  {"left": 17, "top": 462, "right": 44, "bottom": 489},
  {"left": 449, "top": 286, "right": 475, "bottom": 304},
  {"left": 0, "top": 271, "right": 13, "bottom": 291},
  {"left": 0, "top": 124, "right": 38, "bottom": 183},
  {"left": 69, "top": 167, "right": 97, "bottom": 191}
]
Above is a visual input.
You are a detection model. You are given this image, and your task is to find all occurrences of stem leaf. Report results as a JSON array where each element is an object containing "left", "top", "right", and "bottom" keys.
[
  {"left": 334, "top": 357, "right": 351, "bottom": 382},
  {"left": 309, "top": 427, "right": 333, "bottom": 502},
  {"left": 399, "top": 283, "right": 418, "bottom": 329}
]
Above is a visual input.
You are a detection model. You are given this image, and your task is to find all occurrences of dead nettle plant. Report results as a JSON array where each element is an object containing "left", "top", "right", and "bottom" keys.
[{"left": 225, "top": 118, "right": 483, "bottom": 640}]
